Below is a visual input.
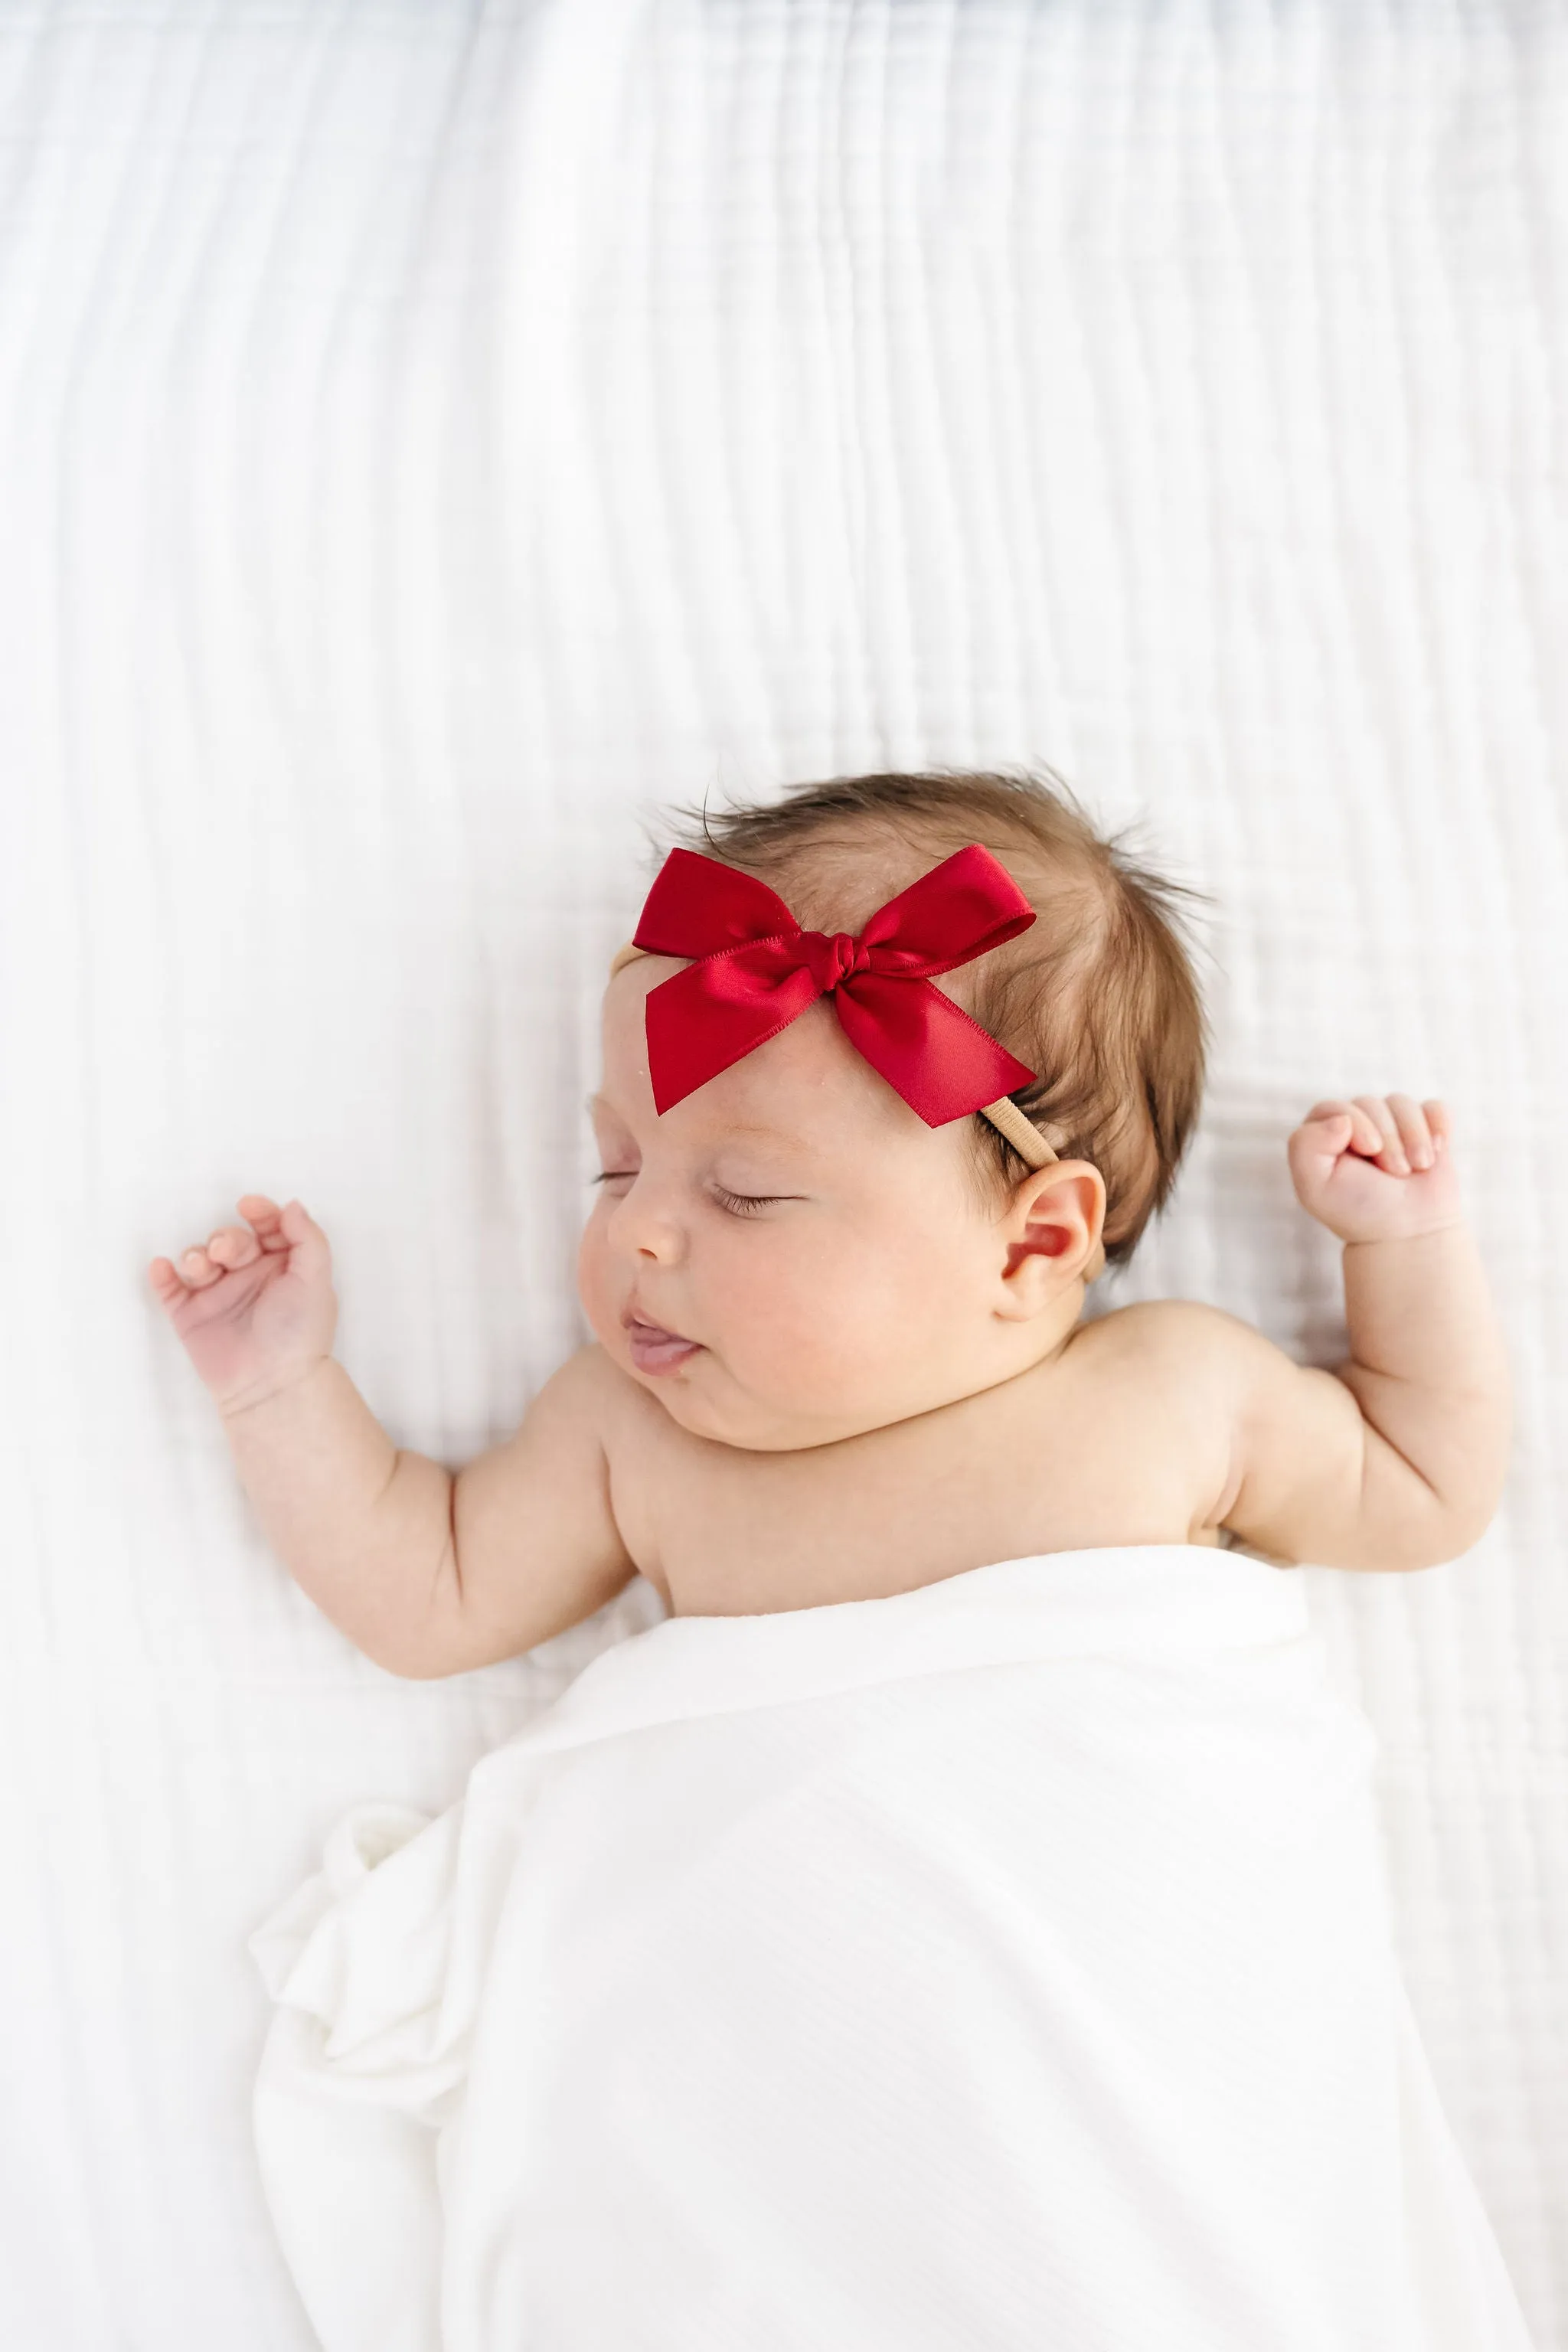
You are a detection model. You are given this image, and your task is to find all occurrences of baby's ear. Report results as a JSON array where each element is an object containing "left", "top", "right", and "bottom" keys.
[
  {"left": 997, "top": 1161, "right": 1106, "bottom": 1306},
  {"left": 1026, "top": 1158, "right": 1105, "bottom": 1242}
]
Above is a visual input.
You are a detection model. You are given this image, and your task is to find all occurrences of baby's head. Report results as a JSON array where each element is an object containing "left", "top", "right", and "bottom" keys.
[{"left": 578, "top": 768, "right": 1212, "bottom": 1451}]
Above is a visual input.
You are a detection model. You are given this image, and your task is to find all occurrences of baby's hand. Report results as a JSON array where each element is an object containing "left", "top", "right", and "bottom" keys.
[
  {"left": 148, "top": 1196, "right": 339, "bottom": 1416},
  {"left": 1288, "top": 1096, "right": 1463, "bottom": 1245}
]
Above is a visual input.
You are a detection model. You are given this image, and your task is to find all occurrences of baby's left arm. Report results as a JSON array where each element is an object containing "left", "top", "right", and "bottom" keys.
[{"left": 1184, "top": 1096, "right": 1512, "bottom": 1571}]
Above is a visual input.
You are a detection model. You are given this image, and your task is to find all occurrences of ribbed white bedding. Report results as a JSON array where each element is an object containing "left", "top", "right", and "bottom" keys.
[{"left": 1, "top": 2, "right": 1562, "bottom": 2346}]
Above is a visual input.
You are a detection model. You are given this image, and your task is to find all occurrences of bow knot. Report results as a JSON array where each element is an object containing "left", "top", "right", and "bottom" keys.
[
  {"left": 626, "top": 844, "right": 1041, "bottom": 1129},
  {"left": 811, "top": 929, "right": 875, "bottom": 991}
]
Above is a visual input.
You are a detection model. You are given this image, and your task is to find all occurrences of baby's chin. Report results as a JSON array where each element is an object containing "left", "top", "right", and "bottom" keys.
[
  {"left": 648, "top": 1363, "right": 924, "bottom": 1454},
  {"left": 615, "top": 1348, "right": 819, "bottom": 1451},
  {"left": 643, "top": 1379, "right": 799, "bottom": 1452}
]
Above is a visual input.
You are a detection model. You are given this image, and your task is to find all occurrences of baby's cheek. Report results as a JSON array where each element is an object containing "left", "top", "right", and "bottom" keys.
[{"left": 740, "top": 1253, "right": 900, "bottom": 1388}]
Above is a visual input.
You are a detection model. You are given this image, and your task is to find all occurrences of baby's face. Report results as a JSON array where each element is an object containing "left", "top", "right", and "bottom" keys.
[{"left": 577, "top": 960, "right": 1085, "bottom": 1451}]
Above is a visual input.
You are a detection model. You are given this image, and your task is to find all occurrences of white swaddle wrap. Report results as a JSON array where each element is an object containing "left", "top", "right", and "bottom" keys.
[{"left": 247, "top": 1545, "right": 1536, "bottom": 2352}]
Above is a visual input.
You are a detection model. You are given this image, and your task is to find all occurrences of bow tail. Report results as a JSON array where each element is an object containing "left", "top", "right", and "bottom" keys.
[{"left": 834, "top": 976, "right": 1038, "bottom": 1128}]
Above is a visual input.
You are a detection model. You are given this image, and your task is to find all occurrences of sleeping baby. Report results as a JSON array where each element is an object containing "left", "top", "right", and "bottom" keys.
[
  {"left": 149, "top": 763, "right": 1510, "bottom": 1648},
  {"left": 149, "top": 766, "right": 1530, "bottom": 2351}
]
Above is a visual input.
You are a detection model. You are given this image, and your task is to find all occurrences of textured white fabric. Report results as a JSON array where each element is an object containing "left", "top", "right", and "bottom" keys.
[
  {"left": 2, "top": 1, "right": 1564, "bottom": 2346},
  {"left": 247, "top": 1545, "right": 1537, "bottom": 2351}
]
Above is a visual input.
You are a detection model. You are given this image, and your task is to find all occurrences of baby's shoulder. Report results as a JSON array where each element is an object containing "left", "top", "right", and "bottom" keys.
[{"left": 1078, "top": 1297, "right": 1266, "bottom": 1399}]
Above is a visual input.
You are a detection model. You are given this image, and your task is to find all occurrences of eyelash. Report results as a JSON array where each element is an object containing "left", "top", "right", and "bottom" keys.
[
  {"left": 714, "top": 1186, "right": 783, "bottom": 1217},
  {"left": 590, "top": 1172, "right": 785, "bottom": 1217}
]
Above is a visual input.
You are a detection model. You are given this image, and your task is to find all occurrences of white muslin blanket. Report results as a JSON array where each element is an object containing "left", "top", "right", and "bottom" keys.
[{"left": 247, "top": 1546, "right": 1537, "bottom": 2352}]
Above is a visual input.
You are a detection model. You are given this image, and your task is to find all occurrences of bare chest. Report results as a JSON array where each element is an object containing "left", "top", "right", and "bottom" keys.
[{"left": 599, "top": 1321, "right": 1227, "bottom": 1619}]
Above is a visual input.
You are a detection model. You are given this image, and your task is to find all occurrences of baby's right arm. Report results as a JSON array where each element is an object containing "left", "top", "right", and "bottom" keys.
[{"left": 149, "top": 1197, "right": 639, "bottom": 1677}]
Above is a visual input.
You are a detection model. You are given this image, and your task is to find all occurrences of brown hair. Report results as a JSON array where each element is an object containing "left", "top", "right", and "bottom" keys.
[{"left": 639, "top": 765, "right": 1215, "bottom": 1271}]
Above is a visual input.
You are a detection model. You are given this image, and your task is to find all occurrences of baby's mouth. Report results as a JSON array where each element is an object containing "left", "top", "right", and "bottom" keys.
[{"left": 624, "top": 1317, "right": 703, "bottom": 1374}]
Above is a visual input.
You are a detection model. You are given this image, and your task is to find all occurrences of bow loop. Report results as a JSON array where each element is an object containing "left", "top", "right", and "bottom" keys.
[{"left": 628, "top": 844, "right": 1040, "bottom": 1127}]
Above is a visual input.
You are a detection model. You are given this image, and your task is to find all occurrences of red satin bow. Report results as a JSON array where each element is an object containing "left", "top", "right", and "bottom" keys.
[{"left": 628, "top": 844, "right": 1040, "bottom": 1125}]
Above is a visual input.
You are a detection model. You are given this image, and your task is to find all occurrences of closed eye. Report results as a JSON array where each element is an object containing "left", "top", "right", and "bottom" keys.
[
  {"left": 711, "top": 1186, "right": 789, "bottom": 1217},
  {"left": 590, "top": 1173, "right": 791, "bottom": 1217}
]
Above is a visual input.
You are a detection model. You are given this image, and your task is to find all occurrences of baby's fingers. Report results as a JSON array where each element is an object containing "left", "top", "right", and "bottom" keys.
[
  {"left": 148, "top": 1195, "right": 292, "bottom": 1298},
  {"left": 1302, "top": 1101, "right": 1371, "bottom": 1151},
  {"left": 1350, "top": 1094, "right": 1412, "bottom": 1171},
  {"left": 1386, "top": 1093, "right": 1437, "bottom": 1170},
  {"left": 206, "top": 1223, "right": 263, "bottom": 1270},
  {"left": 1357, "top": 1093, "right": 1452, "bottom": 1173},
  {"left": 149, "top": 1229, "right": 252, "bottom": 1297},
  {"left": 148, "top": 1256, "right": 188, "bottom": 1300},
  {"left": 147, "top": 1246, "right": 221, "bottom": 1297},
  {"left": 236, "top": 1195, "right": 295, "bottom": 1252}
]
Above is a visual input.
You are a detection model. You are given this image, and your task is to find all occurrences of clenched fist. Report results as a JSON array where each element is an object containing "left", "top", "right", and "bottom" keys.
[
  {"left": 1289, "top": 1095, "right": 1462, "bottom": 1246},
  {"left": 148, "top": 1194, "right": 338, "bottom": 1416}
]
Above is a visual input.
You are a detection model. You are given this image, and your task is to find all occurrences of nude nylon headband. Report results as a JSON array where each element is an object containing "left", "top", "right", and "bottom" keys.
[{"left": 606, "top": 937, "right": 1106, "bottom": 1283}]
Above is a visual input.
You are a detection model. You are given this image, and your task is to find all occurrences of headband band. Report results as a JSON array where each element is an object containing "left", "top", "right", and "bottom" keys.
[{"left": 605, "top": 844, "right": 1106, "bottom": 1283}]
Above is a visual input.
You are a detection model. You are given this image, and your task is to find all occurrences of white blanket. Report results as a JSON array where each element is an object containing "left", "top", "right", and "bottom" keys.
[{"left": 248, "top": 1546, "right": 1537, "bottom": 2352}]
